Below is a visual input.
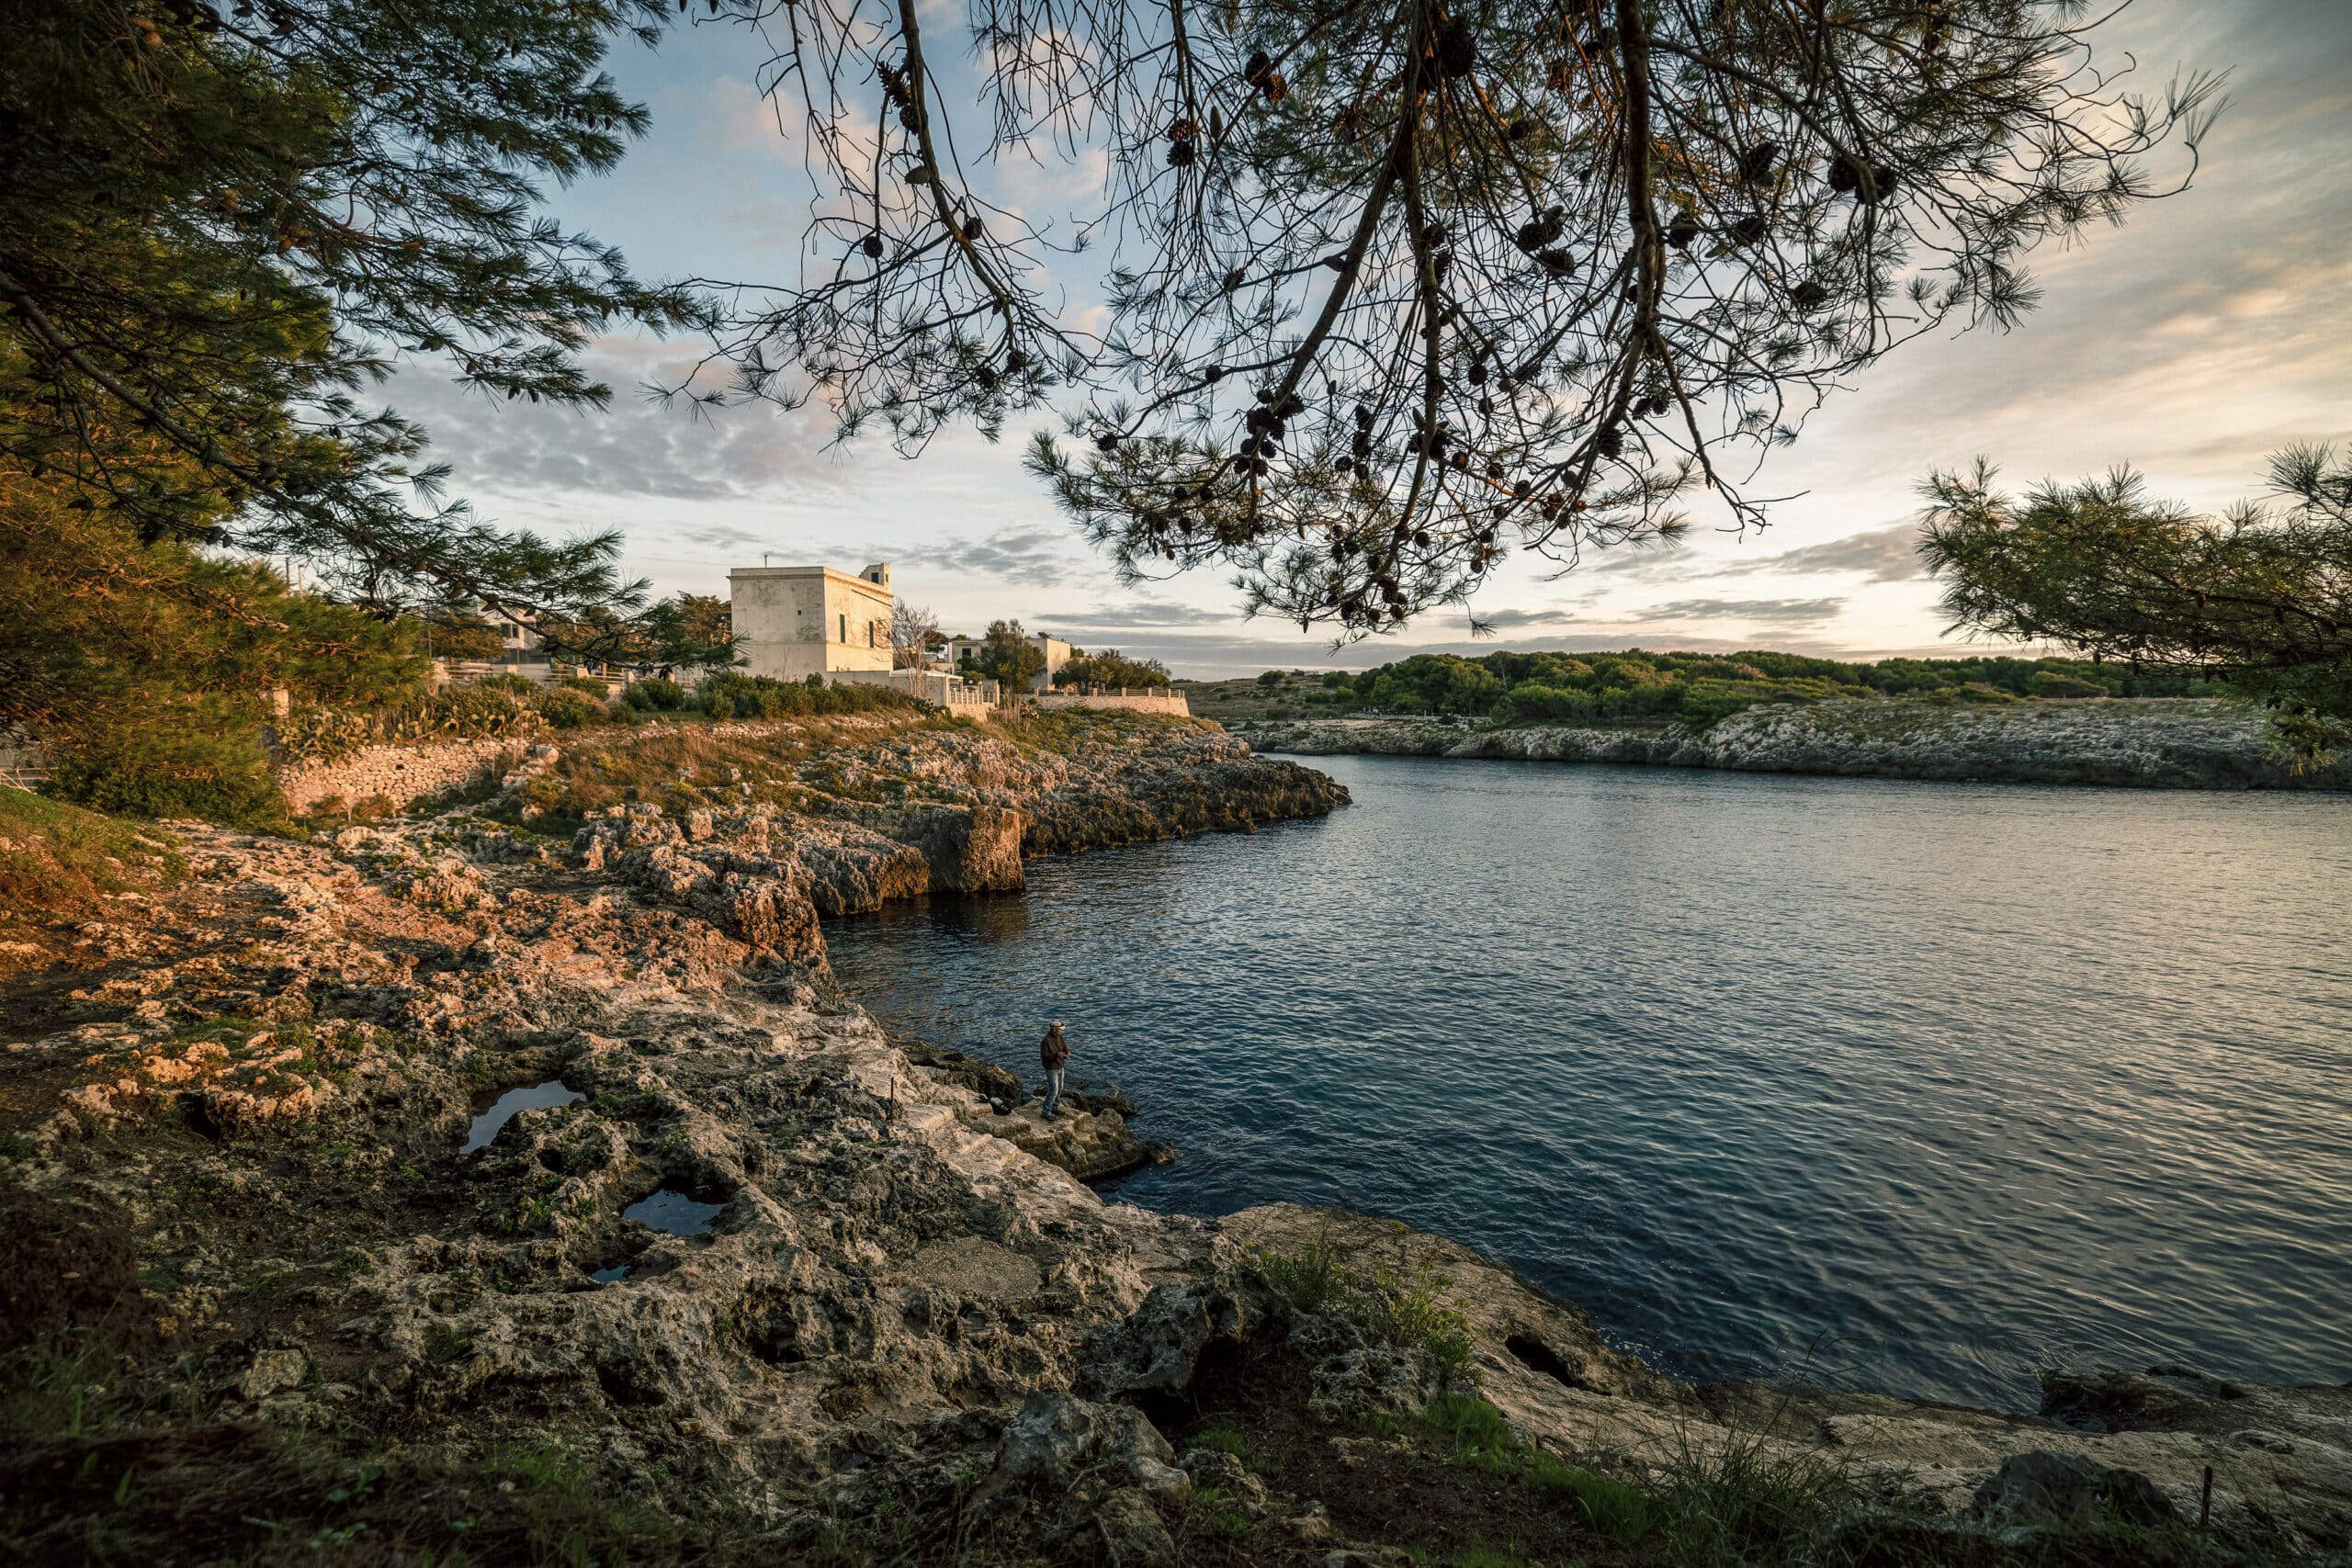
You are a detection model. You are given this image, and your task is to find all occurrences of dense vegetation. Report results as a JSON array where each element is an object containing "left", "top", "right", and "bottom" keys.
[
  {"left": 1054, "top": 649, "right": 1175, "bottom": 690},
  {"left": 1285, "top": 649, "right": 2212, "bottom": 728}
]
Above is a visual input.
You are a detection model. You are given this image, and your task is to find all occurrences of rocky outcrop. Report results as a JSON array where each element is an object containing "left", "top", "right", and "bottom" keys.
[
  {"left": 1, "top": 719, "right": 2343, "bottom": 1563},
  {"left": 1244, "top": 699, "right": 2352, "bottom": 790}
]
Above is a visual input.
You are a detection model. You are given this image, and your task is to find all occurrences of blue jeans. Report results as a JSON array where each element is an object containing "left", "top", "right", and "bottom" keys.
[{"left": 1043, "top": 1067, "right": 1065, "bottom": 1117}]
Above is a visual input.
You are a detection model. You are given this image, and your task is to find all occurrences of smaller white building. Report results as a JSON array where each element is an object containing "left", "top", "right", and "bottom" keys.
[
  {"left": 729, "top": 563, "right": 894, "bottom": 680},
  {"left": 946, "top": 630, "right": 1073, "bottom": 694}
]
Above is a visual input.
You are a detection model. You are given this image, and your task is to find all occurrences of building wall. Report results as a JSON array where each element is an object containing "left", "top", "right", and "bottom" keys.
[
  {"left": 944, "top": 632, "right": 1073, "bottom": 694},
  {"left": 729, "top": 565, "right": 894, "bottom": 680}
]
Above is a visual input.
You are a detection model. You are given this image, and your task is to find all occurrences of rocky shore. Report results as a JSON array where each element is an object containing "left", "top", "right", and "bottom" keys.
[
  {"left": 1, "top": 710, "right": 2345, "bottom": 1564},
  {"left": 1241, "top": 698, "right": 2352, "bottom": 791}
]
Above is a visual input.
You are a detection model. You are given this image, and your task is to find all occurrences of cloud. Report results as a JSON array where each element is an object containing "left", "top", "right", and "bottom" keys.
[
  {"left": 1467, "top": 607, "right": 1580, "bottom": 629},
  {"left": 918, "top": 527, "right": 1081, "bottom": 588},
  {"left": 1631, "top": 597, "right": 1848, "bottom": 625},
  {"left": 1046, "top": 599, "right": 1238, "bottom": 628},
  {"left": 1705, "top": 522, "right": 1928, "bottom": 583},
  {"left": 388, "top": 339, "right": 847, "bottom": 505}
]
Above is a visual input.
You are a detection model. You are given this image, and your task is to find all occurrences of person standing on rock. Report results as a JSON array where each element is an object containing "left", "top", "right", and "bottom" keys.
[{"left": 1040, "top": 1021, "right": 1069, "bottom": 1120}]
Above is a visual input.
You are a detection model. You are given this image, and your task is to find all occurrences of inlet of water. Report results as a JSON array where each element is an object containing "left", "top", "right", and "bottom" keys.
[
  {"left": 827, "top": 755, "right": 2352, "bottom": 1409},
  {"left": 624, "top": 1189, "right": 725, "bottom": 1235},
  {"left": 460, "top": 1079, "right": 583, "bottom": 1155}
]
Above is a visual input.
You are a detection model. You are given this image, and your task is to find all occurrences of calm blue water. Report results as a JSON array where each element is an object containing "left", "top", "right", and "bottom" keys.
[{"left": 824, "top": 757, "right": 2352, "bottom": 1411}]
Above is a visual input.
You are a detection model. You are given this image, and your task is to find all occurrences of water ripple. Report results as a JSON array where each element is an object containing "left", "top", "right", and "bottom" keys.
[{"left": 827, "top": 758, "right": 2352, "bottom": 1409}]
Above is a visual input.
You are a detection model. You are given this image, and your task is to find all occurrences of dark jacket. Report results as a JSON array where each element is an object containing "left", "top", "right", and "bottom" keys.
[{"left": 1040, "top": 1029, "right": 1069, "bottom": 1069}]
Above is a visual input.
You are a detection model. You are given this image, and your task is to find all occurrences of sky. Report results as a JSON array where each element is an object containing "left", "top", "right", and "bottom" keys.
[{"left": 391, "top": 0, "right": 2352, "bottom": 677}]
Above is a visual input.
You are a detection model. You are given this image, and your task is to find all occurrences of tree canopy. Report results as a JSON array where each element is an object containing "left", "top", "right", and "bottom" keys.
[
  {"left": 1056, "top": 649, "right": 1173, "bottom": 689},
  {"left": 1922, "top": 446, "right": 2352, "bottom": 763},
  {"left": 960, "top": 619, "right": 1048, "bottom": 691},
  {"left": 1, "top": 0, "right": 698, "bottom": 628},
  {"left": 682, "top": 0, "right": 2214, "bottom": 637}
]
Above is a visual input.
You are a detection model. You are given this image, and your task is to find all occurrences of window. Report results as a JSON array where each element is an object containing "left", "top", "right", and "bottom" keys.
[
  {"left": 867, "top": 619, "right": 876, "bottom": 648},
  {"left": 838, "top": 612, "right": 847, "bottom": 643}
]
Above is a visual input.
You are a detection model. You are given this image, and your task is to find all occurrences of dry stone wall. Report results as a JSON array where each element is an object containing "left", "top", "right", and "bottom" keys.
[
  {"left": 275, "top": 737, "right": 525, "bottom": 815},
  {"left": 1033, "top": 692, "right": 1192, "bottom": 716}
]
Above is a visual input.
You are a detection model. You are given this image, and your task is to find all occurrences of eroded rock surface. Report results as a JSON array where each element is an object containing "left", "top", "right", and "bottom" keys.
[{"left": 0, "top": 715, "right": 2342, "bottom": 1562}]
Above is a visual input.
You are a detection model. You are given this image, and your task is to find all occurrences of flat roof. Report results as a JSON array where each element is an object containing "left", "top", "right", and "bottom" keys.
[{"left": 728, "top": 565, "right": 891, "bottom": 588}]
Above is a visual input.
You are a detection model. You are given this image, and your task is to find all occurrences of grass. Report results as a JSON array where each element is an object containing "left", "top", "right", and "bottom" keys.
[
  {"left": 0, "top": 788, "right": 185, "bottom": 919},
  {"left": 1409, "top": 1393, "right": 1656, "bottom": 1549},
  {"left": 1256, "top": 1235, "right": 1478, "bottom": 1386},
  {"left": 1187, "top": 1417, "right": 1250, "bottom": 1463}
]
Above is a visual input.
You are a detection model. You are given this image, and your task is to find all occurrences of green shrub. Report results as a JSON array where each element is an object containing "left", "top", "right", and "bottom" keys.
[
  {"left": 1363, "top": 1264, "right": 1477, "bottom": 1384},
  {"left": 279, "top": 684, "right": 546, "bottom": 766},
  {"left": 1655, "top": 1430, "right": 1850, "bottom": 1568},
  {"left": 556, "top": 674, "right": 610, "bottom": 696},
  {"left": 2028, "top": 670, "right": 2108, "bottom": 698},
  {"left": 48, "top": 726, "right": 285, "bottom": 826},
  {"left": 1528, "top": 1450, "right": 1653, "bottom": 1543},
  {"left": 475, "top": 672, "right": 541, "bottom": 695},
  {"left": 624, "top": 676, "right": 686, "bottom": 711},
  {"left": 1918, "top": 682, "right": 2019, "bottom": 705},
  {"left": 1187, "top": 1419, "right": 1250, "bottom": 1461},
  {"left": 1255, "top": 669, "right": 1284, "bottom": 687},
  {"left": 697, "top": 671, "right": 913, "bottom": 722},
  {"left": 531, "top": 687, "right": 607, "bottom": 729},
  {"left": 1257, "top": 1238, "right": 1476, "bottom": 1385}
]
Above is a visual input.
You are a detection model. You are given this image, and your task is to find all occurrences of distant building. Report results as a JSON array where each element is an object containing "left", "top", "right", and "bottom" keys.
[
  {"left": 729, "top": 563, "right": 894, "bottom": 680},
  {"left": 493, "top": 607, "right": 542, "bottom": 659},
  {"left": 945, "top": 630, "right": 1072, "bottom": 694}
]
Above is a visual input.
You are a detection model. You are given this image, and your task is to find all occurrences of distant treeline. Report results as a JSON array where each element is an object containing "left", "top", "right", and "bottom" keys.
[{"left": 1295, "top": 650, "right": 2219, "bottom": 728}]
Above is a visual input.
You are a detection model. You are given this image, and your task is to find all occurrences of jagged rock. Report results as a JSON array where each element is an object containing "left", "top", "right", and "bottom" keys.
[
  {"left": 1967, "top": 1450, "right": 2177, "bottom": 1532},
  {"left": 1287, "top": 1312, "right": 1439, "bottom": 1423},
  {"left": 1091, "top": 1486, "right": 1177, "bottom": 1564},
  {"left": 9, "top": 715, "right": 2351, "bottom": 1560},
  {"left": 997, "top": 1392, "right": 1176, "bottom": 1492}
]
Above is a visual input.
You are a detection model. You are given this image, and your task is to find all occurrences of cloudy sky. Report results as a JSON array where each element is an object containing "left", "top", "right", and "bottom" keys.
[{"left": 394, "top": 0, "right": 2352, "bottom": 677}]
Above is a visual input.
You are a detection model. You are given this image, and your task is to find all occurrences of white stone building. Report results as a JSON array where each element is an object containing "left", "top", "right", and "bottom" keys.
[
  {"left": 945, "top": 630, "right": 1073, "bottom": 694},
  {"left": 728, "top": 563, "right": 895, "bottom": 680}
]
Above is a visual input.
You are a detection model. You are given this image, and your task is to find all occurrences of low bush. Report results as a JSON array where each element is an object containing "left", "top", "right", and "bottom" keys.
[
  {"left": 531, "top": 687, "right": 608, "bottom": 730},
  {"left": 46, "top": 725, "right": 286, "bottom": 826},
  {"left": 279, "top": 686, "right": 547, "bottom": 766},
  {"left": 2028, "top": 670, "right": 2109, "bottom": 698},
  {"left": 624, "top": 676, "right": 687, "bottom": 711},
  {"left": 697, "top": 672, "right": 914, "bottom": 722}
]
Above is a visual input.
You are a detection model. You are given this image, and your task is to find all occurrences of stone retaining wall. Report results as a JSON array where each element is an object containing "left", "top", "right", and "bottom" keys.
[
  {"left": 275, "top": 737, "right": 526, "bottom": 815},
  {"left": 1032, "top": 692, "right": 1192, "bottom": 716}
]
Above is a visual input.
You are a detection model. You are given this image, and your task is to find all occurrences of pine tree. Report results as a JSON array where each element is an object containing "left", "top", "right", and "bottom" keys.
[
  {"left": 1922, "top": 446, "right": 2352, "bottom": 765},
  {"left": 681, "top": 0, "right": 2219, "bottom": 637},
  {"left": 0, "top": 0, "right": 699, "bottom": 626}
]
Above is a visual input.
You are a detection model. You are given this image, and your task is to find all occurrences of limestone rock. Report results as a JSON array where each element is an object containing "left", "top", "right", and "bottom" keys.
[
  {"left": 238, "top": 1348, "right": 308, "bottom": 1402},
  {"left": 1967, "top": 1450, "right": 2176, "bottom": 1532}
]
